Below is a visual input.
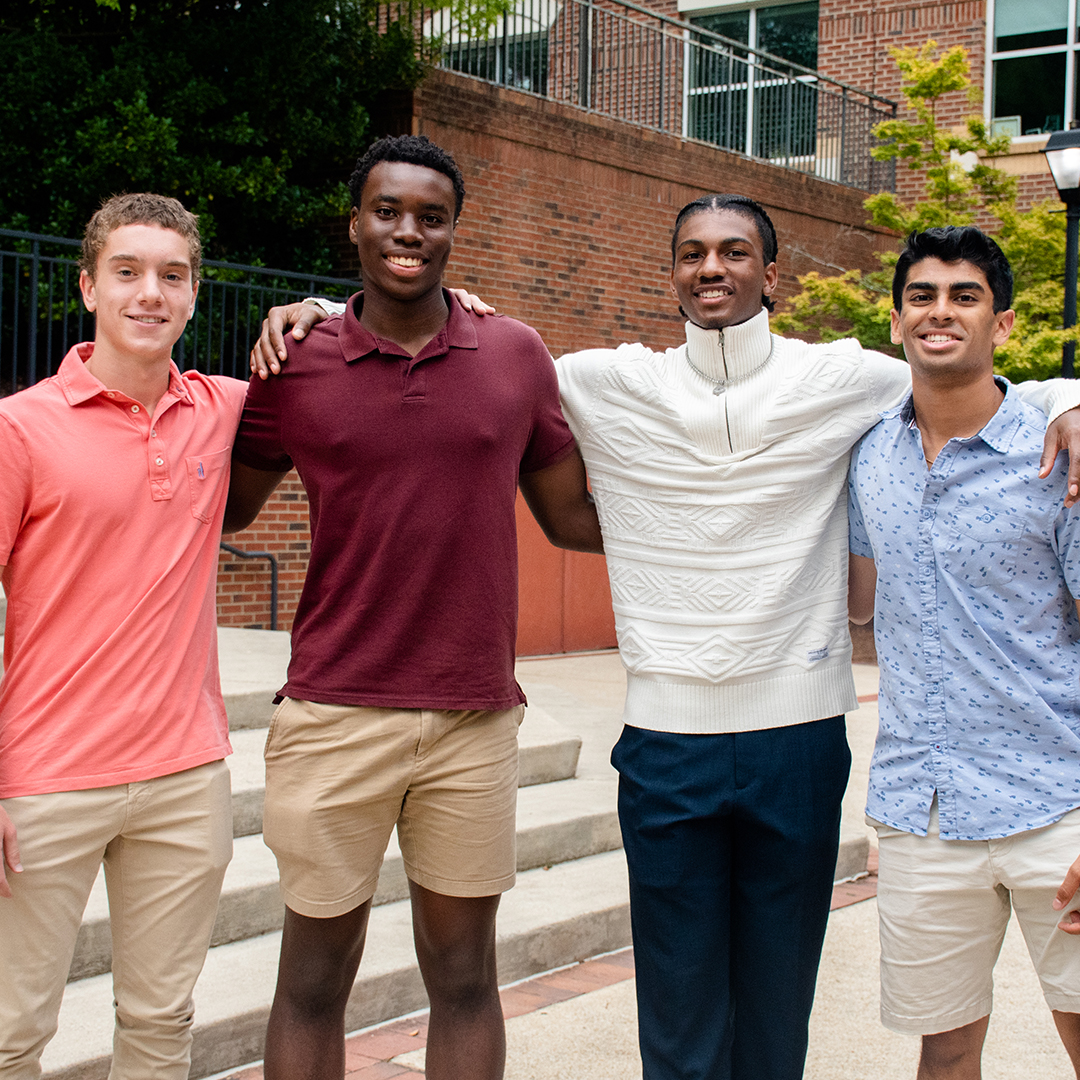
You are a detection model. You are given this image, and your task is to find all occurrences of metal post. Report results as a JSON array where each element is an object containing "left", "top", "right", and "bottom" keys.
[
  {"left": 579, "top": 0, "right": 591, "bottom": 109},
  {"left": 28, "top": 241, "right": 40, "bottom": 386},
  {"left": 1064, "top": 202, "right": 1080, "bottom": 377},
  {"left": 839, "top": 88, "right": 848, "bottom": 187}
]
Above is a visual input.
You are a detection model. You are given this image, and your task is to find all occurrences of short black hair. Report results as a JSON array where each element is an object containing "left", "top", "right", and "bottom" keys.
[
  {"left": 348, "top": 135, "right": 466, "bottom": 220},
  {"left": 671, "top": 194, "right": 779, "bottom": 312},
  {"left": 893, "top": 227, "right": 1013, "bottom": 313}
]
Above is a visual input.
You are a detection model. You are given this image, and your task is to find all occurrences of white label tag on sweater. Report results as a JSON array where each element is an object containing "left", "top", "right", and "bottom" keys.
[{"left": 807, "top": 647, "right": 829, "bottom": 662}]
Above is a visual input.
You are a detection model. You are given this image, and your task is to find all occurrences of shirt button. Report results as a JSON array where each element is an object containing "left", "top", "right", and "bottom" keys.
[
  {"left": 155, "top": 457, "right": 164, "bottom": 466},
  {"left": 106, "top": 392, "right": 116, "bottom": 398},
  {"left": 130, "top": 404, "right": 140, "bottom": 413},
  {"left": 150, "top": 430, "right": 157, "bottom": 438}
]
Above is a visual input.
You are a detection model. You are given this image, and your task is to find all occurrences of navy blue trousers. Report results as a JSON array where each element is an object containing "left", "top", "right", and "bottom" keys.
[{"left": 611, "top": 716, "right": 851, "bottom": 1080}]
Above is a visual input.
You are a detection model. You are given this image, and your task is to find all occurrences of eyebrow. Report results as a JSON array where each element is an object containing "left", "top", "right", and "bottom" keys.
[
  {"left": 106, "top": 255, "right": 190, "bottom": 270},
  {"left": 371, "top": 193, "right": 450, "bottom": 213},
  {"left": 677, "top": 235, "right": 752, "bottom": 249},
  {"left": 904, "top": 279, "right": 985, "bottom": 294}
]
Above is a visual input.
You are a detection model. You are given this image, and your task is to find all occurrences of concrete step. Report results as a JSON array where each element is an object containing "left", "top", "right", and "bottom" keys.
[
  {"left": 69, "top": 775, "right": 622, "bottom": 982},
  {"left": 43, "top": 849, "right": 633, "bottom": 1080},
  {"left": 218, "top": 628, "right": 291, "bottom": 731},
  {"left": 227, "top": 704, "right": 583, "bottom": 840}
]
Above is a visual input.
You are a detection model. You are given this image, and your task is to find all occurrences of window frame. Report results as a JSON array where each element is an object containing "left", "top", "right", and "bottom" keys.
[
  {"left": 985, "top": 0, "right": 1078, "bottom": 138},
  {"left": 682, "top": 0, "right": 820, "bottom": 159}
]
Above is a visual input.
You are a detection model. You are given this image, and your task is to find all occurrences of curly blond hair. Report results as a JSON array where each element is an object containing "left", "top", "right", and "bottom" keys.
[{"left": 81, "top": 193, "right": 201, "bottom": 281}]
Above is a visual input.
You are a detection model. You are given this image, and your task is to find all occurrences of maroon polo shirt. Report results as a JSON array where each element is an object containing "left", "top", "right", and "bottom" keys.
[{"left": 233, "top": 291, "right": 576, "bottom": 709}]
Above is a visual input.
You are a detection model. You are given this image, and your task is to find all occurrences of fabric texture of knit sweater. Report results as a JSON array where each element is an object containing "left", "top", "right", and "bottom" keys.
[{"left": 557, "top": 309, "right": 916, "bottom": 734}]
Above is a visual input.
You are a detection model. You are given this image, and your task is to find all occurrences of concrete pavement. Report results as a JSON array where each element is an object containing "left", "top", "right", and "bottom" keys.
[{"left": 231, "top": 659, "right": 1076, "bottom": 1080}]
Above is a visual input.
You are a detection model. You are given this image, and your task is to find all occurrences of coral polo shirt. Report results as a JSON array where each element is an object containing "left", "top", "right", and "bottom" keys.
[
  {"left": 233, "top": 292, "right": 575, "bottom": 710},
  {"left": 0, "top": 344, "right": 246, "bottom": 798}
]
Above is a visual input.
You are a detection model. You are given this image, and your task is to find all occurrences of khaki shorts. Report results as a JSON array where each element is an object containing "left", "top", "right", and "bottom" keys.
[
  {"left": 872, "top": 800, "right": 1080, "bottom": 1035},
  {"left": 262, "top": 698, "right": 524, "bottom": 918}
]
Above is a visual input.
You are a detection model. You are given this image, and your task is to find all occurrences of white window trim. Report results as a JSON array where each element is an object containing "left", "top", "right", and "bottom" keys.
[{"left": 986, "top": 0, "right": 1077, "bottom": 130}]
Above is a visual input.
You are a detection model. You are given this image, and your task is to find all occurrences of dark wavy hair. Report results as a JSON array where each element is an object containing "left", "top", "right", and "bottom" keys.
[{"left": 893, "top": 227, "right": 1013, "bottom": 313}]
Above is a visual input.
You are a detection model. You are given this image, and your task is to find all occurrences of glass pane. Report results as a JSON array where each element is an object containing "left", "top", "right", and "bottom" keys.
[
  {"left": 505, "top": 36, "right": 548, "bottom": 93},
  {"left": 689, "top": 87, "right": 749, "bottom": 151},
  {"left": 446, "top": 34, "right": 547, "bottom": 92},
  {"left": 993, "top": 53, "right": 1065, "bottom": 134},
  {"left": 753, "top": 77, "right": 818, "bottom": 158},
  {"left": 757, "top": 1, "right": 818, "bottom": 69},
  {"left": 995, "top": 0, "right": 1066, "bottom": 50},
  {"left": 691, "top": 43, "right": 750, "bottom": 90},
  {"left": 691, "top": 11, "right": 750, "bottom": 46}
]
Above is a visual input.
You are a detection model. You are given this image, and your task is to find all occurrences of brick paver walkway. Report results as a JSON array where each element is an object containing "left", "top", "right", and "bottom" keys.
[{"left": 221, "top": 870, "right": 878, "bottom": 1080}]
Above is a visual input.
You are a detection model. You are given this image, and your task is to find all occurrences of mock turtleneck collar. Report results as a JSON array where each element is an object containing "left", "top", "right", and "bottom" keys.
[{"left": 685, "top": 307, "right": 773, "bottom": 385}]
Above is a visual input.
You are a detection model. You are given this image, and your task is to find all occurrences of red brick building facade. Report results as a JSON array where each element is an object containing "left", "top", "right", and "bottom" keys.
[
  {"left": 679, "top": 0, "right": 1062, "bottom": 204},
  {"left": 217, "top": 65, "right": 898, "bottom": 650},
  {"left": 220, "top": 0, "right": 1071, "bottom": 650}
]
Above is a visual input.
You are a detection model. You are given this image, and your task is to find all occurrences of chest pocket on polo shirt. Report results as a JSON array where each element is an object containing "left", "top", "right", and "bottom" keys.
[
  {"left": 186, "top": 448, "right": 231, "bottom": 525},
  {"left": 940, "top": 505, "right": 1024, "bottom": 590}
]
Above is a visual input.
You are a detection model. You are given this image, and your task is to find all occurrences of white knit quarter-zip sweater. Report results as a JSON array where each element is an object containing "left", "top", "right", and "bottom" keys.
[{"left": 556, "top": 309, "right": 1074, "bottom": 735}]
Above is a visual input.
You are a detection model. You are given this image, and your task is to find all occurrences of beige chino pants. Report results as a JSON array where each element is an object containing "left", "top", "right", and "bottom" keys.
[{"left": 0, "top": 761, "right": 232, "bottom": 1080}]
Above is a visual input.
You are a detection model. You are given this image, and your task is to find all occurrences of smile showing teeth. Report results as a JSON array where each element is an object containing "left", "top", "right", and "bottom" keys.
[
  {"left": 698, "top": 289, "right": 730, "bottom": 299},
  {"left": 387, "top": 255, "right": 423, "bottom": 268},
  {"left": 923, "top": 334, "right": 957, "bottom": 343},
  {"left": 130, "top": 316, "right": 166, "bottom": 324}
]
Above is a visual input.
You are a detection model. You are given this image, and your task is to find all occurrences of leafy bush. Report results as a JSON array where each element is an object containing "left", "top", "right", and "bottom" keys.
[
  {"left": 772, "top": 41, "right": 1078, "bottom": 381},
  {"left": 0, "top": 0, "right": 430, "bottom": 271}
]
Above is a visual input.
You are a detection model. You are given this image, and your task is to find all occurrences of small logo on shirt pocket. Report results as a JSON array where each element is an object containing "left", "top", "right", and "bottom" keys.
[{"left": 186, "top": 448, "right": 230, "bottom": 524}]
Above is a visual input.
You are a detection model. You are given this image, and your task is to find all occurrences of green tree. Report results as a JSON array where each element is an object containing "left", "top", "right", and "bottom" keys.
[
  {"left": 0, "top": 0, "right": 444, "bottom": 271},
  {"left": 772, "top": 41, "right": 1076, "bottom": 380}
]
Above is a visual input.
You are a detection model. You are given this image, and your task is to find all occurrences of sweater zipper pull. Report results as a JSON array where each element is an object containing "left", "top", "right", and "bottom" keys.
[{"left": 715, "top": 329, "right": 727, "bottom": 395}]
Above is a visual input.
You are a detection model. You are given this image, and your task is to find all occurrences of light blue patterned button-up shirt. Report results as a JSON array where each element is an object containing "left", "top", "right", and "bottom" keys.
[{"left": 849, "top": 381, "right": 1080, "bottom": 840}]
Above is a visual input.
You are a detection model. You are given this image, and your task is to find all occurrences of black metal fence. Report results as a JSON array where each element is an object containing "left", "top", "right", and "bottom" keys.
[
  {"left": 0, "top": 228, "right": 358, "bottom": 394},
  {"left": 414, "top": 0, "right": 897, "bottom": 192}
]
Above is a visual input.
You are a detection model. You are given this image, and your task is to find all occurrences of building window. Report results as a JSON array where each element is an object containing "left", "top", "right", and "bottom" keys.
[
  {"left": 445, "top": 36, "right": 548, "bottom": 94},
  {"left": 433, "top": 0, "right": 555, "bottom": 95},
  {"left": 990, "top": 0, "right": 1073, "bottom": 135},
  {"left": 687, "top": 2, "right": 819, "bottom": 158}
]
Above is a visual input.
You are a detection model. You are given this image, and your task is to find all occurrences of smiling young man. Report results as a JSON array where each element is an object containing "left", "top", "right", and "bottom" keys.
[
  {"left": 0, "top": 194, "right": 244, "bottom": 1079},
  {"left": 252, "top": 194, "right": 1080, "bottom": 1080},
  {"left": 848, "top": 227, "right": 1080, "bottom": 1080},
  {"left": 223, "top": 135, "right": 601, "bottom": 1080}
]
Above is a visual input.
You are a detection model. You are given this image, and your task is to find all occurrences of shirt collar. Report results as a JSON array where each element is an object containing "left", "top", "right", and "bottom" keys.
[
  {"left": 899, "top": 376, "right": 1020, "bottom": 452},
  {"left": 684, "top": 307, "right": 773, "bottom": 384},
  {"left": 57, "top": 343, "right": 193, "bottom": 407},
  {"left": 338, "top": 289, "right": 479, "bottom": 364}
]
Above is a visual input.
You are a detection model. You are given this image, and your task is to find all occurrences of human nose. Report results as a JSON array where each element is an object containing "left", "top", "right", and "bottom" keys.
[
  {"left": 393, "top": 213, "right": 423, "bottom": 243},
  {"left": 137, "top": 273, "right": 163, "bottom": 304},
  {"left": 927, "top": 294, "right": 955, "bottom": 322},
  {"left": 698, "top": 250, "right": 726, "bottom": 276}
]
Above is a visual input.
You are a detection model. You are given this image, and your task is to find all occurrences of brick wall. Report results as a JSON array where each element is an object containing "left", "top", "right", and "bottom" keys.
[
  {"left": 819, "top": 0, "right": 986, "bottom": 203},
  {"left": 218, "top": 474, "right": 310, "bottom": 632},
  {"left": 338, "top": 68, "right": 897, "bottom": 351},
  {"left": 216, "top": 68, "right": 897, "bottom": 642}
]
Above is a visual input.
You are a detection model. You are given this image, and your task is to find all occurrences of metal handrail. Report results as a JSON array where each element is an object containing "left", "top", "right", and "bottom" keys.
[
  {"left": 398, "top": 0, "right": 896, "bottom": 191},
  {"left": 219, "top": 543, "right": 279, "bottom": 631},
  {"left": 0, "top": 229, "right": 358, "bottom": 393}
]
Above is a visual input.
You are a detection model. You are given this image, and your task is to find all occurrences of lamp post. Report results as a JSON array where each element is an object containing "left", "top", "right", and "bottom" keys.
[{"left": 1043, "top": 128, "right": 1080, "bottom": 377}]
